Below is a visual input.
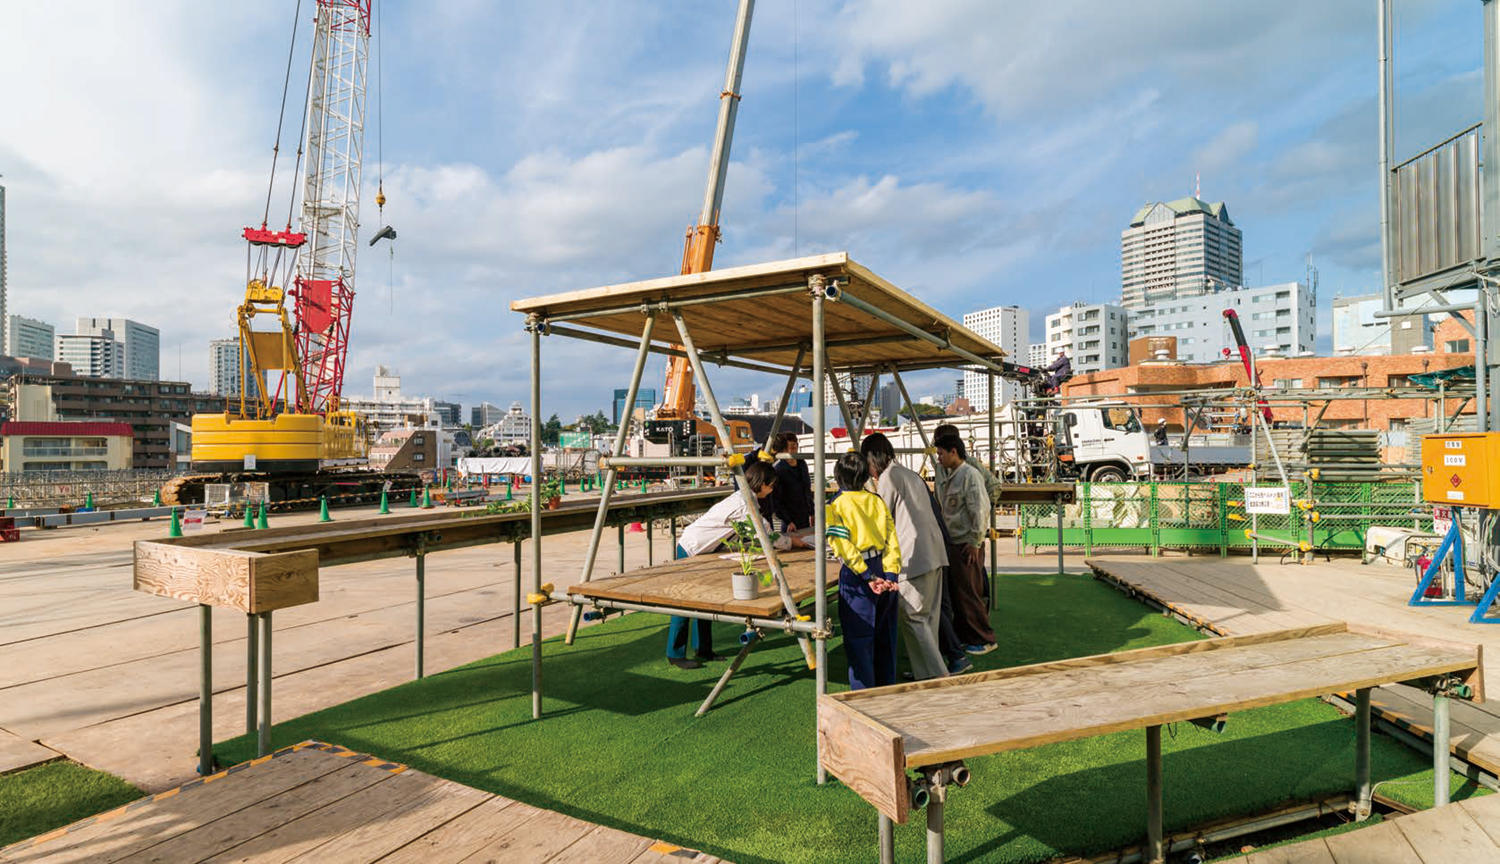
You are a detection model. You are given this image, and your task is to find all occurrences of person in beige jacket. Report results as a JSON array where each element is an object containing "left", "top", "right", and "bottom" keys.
[{"left": 861, "top": 432, "right": 950, "bottom": 680}]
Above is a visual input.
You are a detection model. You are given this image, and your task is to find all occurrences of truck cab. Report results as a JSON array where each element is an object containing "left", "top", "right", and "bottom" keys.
[{"left": 1057, "top": 402, "right": 1151, "bottom": 482}]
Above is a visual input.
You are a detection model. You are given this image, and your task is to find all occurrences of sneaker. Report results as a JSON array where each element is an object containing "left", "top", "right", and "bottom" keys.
[
  {"left": 667, "top": 657, "right": 703, "bottom": 670},
  {"left": 695, "top": 652, "right": 727, "bottom": 662},
  {"left": 964, "top": 643, "right": 998, "bottom": 656},
  {"left": 948, "top": 656, "right": 973, "bottom": 675}
]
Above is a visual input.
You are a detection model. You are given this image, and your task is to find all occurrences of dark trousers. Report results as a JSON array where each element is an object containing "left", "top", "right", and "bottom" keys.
[
  {"left": 946, "top": 543, "right": 996, "bottom": 646},
  {"left": 937, "top": 568, "right": 965, "bottom": 662},
  {"left": 666, "top": 544, "right": 713, "bottom": 659},
  {"left": 838, "top": 553, "right": 898, "bottom": 690}
]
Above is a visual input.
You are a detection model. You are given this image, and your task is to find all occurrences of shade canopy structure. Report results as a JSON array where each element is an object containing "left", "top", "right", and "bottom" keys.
[{"left": 510, "top": 252, "right": 1009, "bottom": 374}]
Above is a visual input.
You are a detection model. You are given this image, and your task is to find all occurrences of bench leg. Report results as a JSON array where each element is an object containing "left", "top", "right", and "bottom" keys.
[
  {"left": 256, "top": 611, "right": 273, "bottom": 757},
  {"left": 878, "top": 813, "right": 894, "bottom": 864},
  {"left": 198, "top": 604, "right": 213, "bottom": 776},
  {"left": 1146, "top": 724, "right": 1163, "bottom": 864},
  {"left": 695, "top": 629, "right": 759, "bottom": 717},
  {"left": 415, "top": 552, "right": 426, "bottom": 680},
  {"left": 513, "top": 542, "right": 522, "bottom": 650},
  {"left": 926, "top": 785, "right": 945, "bottom": 864},
  {"left": 245, "top": 614, "right": 258, "bottom": 737},
  {"left": 1354, "top": 687, "right": 1372, "bottom": 820},
  {"left": 1434, "top": 692, "right": 1450, "bottom": 806}
]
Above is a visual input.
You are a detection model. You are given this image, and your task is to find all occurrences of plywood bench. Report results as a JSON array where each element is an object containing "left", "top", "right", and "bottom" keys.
[
  {"left": 1231, "top": 792, "right": 1500, "bottom": 863},
  {"left": 816, "top": 623, "right": 1484, "bottom": 864}
]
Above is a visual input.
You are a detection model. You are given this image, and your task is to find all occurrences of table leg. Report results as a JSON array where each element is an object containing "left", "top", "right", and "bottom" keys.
[
  {"left": 646, "top": 519, "right": 654, "bottom": 566},
  {"left": 618, "top": 523, "right": 626, "bottom": 574},
  {"left": 256, "top": 611, "right": 273, "bottom": 757},
  {"left": 415, "top": 552, "right": 426, "bottom": 679},
  {"left": 878, "top": 813, "right": 894, "bottom": 864},
  {"left": 1146, "top": 724, "right": 1163, "bottom": 864},
  {"left": 1434, "top": 692, "right": 1451, "bottom": 806},
  {"left": 198, "top": 604, "right": 212, "bottom": 776},
  {"left": 245, "top": 614, "right": 258, "bottom": 737},
  {"left": 1055, "top": 494, "right": 1065, "bottom": 575},
  {"left": 513, "top": 541, "right": 522, "bottom": 651},
  {"left": 670, "top": 516, "right": 677, "bottom": 553},
  {"left": 926, "top": 784, "right": 945, "bottom": 864},
  {"left": 1354, "top": 687, "right": 1372, "bottom": 820},
  {"left": 695, "top": 629, "right": 759, "bottom": 717}
]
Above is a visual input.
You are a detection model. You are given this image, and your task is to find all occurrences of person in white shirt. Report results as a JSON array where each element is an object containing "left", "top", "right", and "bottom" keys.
[{"left": 668, "top": 461, "right": 809, "bottom": 669}]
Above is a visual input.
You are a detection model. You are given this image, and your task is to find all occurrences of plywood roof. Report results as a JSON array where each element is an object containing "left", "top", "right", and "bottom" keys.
[{"left": 510, "top": 252, "right": 1005, "bottom": 371}]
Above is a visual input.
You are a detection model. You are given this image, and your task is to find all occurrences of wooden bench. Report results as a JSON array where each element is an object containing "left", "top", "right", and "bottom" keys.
[
  {"left": 816, "top": 623, "right": 1484, "bottom": 864},
  {"left": 565, "top": 548, "right": 837, "bottom": 716},
  {"left": 1233, "top": 793, "right": 1500, "bottom": 862}
]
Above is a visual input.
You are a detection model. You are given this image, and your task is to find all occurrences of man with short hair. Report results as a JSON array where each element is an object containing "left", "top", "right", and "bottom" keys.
[
  {"left": 934, "top": 433, "right": 997, "bottom": 655},
  {"left": 861, "top": 432, "right": 949, "bottom": 679}
]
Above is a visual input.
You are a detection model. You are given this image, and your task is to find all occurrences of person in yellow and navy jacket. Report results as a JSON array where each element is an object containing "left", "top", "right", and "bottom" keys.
[{"left": 826, "top": 450, "right": 902, "bottom": 690}]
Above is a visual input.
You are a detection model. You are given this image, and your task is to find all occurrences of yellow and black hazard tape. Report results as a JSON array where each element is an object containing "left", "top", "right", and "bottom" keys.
[{"left": 0, "top": 740, "right": 407, "bottom": 855}]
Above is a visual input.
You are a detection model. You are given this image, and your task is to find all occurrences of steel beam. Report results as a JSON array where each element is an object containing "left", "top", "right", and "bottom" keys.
[
  {"left": 529, "top": 318, "right": 544, "bottom": 720},
  {"left": 812, "top": 277, "right": 830, "bottom": 785}
]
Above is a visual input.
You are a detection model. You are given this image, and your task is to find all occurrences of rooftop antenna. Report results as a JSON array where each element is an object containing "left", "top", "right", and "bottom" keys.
[{"left": 1194, "top": 171, "right": 1201, "bottom": 200}]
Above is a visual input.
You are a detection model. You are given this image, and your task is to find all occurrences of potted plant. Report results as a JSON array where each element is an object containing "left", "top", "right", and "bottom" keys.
[
  {"left": 723, "top": 519, "right": 779, "bottom": 601},
  {"left": 539, "top": 477, "right": 563, "bottom": 510}
]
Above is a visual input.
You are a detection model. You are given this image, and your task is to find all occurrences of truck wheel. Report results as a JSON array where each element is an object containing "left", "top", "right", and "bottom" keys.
[{"left": 1090, "top": 465, "right": 1127, "bottom": 483}]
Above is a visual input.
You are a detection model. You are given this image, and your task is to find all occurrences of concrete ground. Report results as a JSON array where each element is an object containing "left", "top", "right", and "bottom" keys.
[{"left": 0, "top": 500, "right": 1084, "bottom": 793}]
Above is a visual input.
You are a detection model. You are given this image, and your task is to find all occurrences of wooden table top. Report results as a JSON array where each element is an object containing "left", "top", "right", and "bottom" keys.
[{"left": 567, "top": 547, "right": 838, "bottom": 618}]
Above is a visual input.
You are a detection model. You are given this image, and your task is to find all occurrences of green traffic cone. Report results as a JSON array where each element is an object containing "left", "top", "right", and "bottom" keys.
[
  {"left": 421, "top": 487, "right": 433, "bottom": 508},
  {"left": 85, "top": 491, "right": 94, "bottom": 510},
  {"left": 560, "top": 478, "right": 567, "bottom": 495},
  {"left": 410, "top": 488, "right": 420, "bottom": 508},
  {"left": 318, "top": 496, "right": 332, "bottom": 522},
  {"left": 379, "top": 489, "right": 390, "bottom": 514},
  {"left": 506, "top": 483, "right": 513, "bottom": 501},
  {"left": 242, "top": 505, "right": 255, "bottom": 528},
  {"left": 6, "top": 495, "right": 12, "bottom": 509},
  {"left": 153, "top": 489, "right": 161, "bottom": 507},
  {"left": 169, "top": 507, "right": 183, "bottom": 538},
  {"left": 256, "top": 502, "right": 269, "bottom": 530}
]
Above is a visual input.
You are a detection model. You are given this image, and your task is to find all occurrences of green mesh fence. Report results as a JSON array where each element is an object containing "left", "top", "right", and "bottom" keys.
[{"left": 1019, "top": 480, "right": 1430, "bottom": 556}]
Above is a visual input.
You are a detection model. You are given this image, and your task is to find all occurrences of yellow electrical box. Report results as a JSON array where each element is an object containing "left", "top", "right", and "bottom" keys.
[{"left": 1420, "top": 432, "right": 1500, "bottom": 507}]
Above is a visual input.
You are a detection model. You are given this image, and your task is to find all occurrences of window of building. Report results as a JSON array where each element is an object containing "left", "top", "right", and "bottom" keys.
[
  {"left": 1447, "top": 339, "right": 1472, "bottom": 353},
  {"left": 1273, "top": 378, "right": 1303, "bottom": 389}
]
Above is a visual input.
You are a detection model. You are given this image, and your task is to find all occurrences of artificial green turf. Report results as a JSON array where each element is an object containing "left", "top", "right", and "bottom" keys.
[
  {"left": 215, "top": 572, "right": 1476, "bottom": 864},
  {"left": 0, "top": 761, "right": 142, "bottom": 848}
]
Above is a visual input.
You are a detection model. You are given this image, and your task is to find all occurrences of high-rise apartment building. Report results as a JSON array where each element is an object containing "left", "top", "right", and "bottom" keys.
[
  {"left": 56, "top": 331, "right": 125, "bottom": 378},
  {"left": 75, "top": 318, "right": 159, "bottom": 380},
  {"left": 7, "top": 315, "right": 54, "bottom": 361},
  {"left": 209, "top": 337, "right": 261, "bottom": 398},
  {"left": 1121, "top": 197, "right": 1243, "bottom": 309},
  {"left": 1331, "top": 293, "right": 1431, "bottom": 355},
  {"left": 1128, "top": 282, "right": 1315, "bottom": 363},
  {"left": 0, "top": 185, "right": 8, "bottom": 356},
  {"left": 1027, "top": 343, "right": 1048, "bottom": 368},
  {"left": 1046, "top": 302, "right": 1129, "bottom": 373},
  {"left": 961, "top": 305, "right": 1029, "bottom": 410}
]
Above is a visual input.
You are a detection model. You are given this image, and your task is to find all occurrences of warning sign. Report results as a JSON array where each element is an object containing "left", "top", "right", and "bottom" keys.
[{"left": 1244, "top": 487, "right": 1291, "bottom": 515}]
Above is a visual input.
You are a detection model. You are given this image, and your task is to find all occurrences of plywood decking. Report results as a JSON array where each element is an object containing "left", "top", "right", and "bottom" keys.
[
  {"left": 510, "top": 252, "right": 1008, "bottom": 371},
  {"left": 568, "top": 547, "right": 836, "bottom": 617},
  {"left": 1233, "top": 793, "right": 1500, "bottom": 863},
  {"left": 0, "top": 741, "right": 726, "bottom": 864},
  {"left": 1088, "top": 555, "right": 1500, "bottom": 777},
  {"left": 818, "top": 624, "right": 1482, "bottom": 823}
]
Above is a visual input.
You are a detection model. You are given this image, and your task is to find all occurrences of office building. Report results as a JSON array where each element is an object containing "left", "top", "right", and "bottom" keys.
[
  {"left": 0, "top": 421, "right": 134, "bottom": 472},
  {"left": 1121, "top": 197, "right": 1243, "bottom": 309},
  {"left": 7, "top": 316, "right": 54, "bottom": 361},
  {"left": 340, "top": 368, "right": 439, "bottom": 435},
  {"left": 961, "top": 305, "right": 1029, "bottom": 410},
  {"left": 75, "top": 318, "right": 158, "bottom": 381},
  {"left": 1128, "top": 282, "right": 1315, "bottom": 363},
  {"left": 1027, "top": 343, "right": 1048, "bottom": 367},
  {"left": 471, "top": 401, "right": 503, "bottom": 428},
  {"left": 56, "top": 332, "right": 125, "bottom": 378},
  {"left": 432, "top": 400, "right": 462, "bottom": 428},
  {"left": 1045, "top": 302, "right": 1130, "bottom": 374},
  {"left": 3, "top": 373, "right": 225, "bottom": 470},
  {"left": 208, "top": 337, "right": 261, "bottom": 399},
  {"left": 613, "top": 388, "right": 658, "bottom": 426},
  {"left": 1331, "top": 293, "right": 1431, "bottom": 355},
  {"left": 0, "top": 186, "right": 7, "bottom": 355}
]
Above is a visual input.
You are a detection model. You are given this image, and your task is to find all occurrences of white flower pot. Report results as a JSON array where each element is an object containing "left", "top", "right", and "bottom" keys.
[{"left": 730, "top": 570, "right": 759, "bottom": 601}]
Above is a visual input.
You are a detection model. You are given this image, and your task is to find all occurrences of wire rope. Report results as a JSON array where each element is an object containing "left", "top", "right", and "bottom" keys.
[{"left": 262, "top": 0, "right": 305, "bottom": 228}]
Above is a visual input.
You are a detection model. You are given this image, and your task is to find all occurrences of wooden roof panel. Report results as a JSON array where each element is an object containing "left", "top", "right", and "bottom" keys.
[{"left": 511, "top": 252, "right": 1004, "bottom": 370}]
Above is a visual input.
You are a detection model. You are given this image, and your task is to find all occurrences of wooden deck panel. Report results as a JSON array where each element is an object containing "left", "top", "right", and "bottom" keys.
[
  {"left": 568, "top": 548, "right": 838, "bottom": 617},
  {"left": 1088, "top": 554, "right": 1500, "bottom": 775},
  {"left": 1238, "top": 796, "right": 1500, "bottom": 863},
  {"left": 818, "top": 625, "right": 1481, "bottom": 823},
  {"left": 0, "top": 743, "right": 725, "bottom": 864}
]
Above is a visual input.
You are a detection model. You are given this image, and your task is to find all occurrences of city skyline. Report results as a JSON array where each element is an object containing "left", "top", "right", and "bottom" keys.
[{"left": 0, "top": 2, "right": 1486, "bottom": 416}]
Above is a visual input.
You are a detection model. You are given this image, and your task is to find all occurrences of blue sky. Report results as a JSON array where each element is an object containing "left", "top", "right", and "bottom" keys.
[{"left": 0, "top": 1, "right": 1488, "bottom": 419}]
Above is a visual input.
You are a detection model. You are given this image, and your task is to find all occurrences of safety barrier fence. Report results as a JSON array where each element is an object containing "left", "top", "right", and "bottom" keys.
[{"left": 1020, "top": 480, "right": 1430, "bottom": 556}]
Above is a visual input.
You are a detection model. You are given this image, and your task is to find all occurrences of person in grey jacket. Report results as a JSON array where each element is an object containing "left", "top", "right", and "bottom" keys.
[
  {"left": 861, "top": 433, "right": 950, "bottom": 680},
  {"left": 934, "top": 432, "right": 997, "bottom": 654}
]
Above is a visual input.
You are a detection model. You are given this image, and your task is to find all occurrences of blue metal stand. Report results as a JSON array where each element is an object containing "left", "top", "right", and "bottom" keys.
[
  {"left": 1410, "top": 517, "right": 1467, "bottom": 606},
  {"left": 1409, "top": 513, "right": 1500, "bottom": 623}
]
